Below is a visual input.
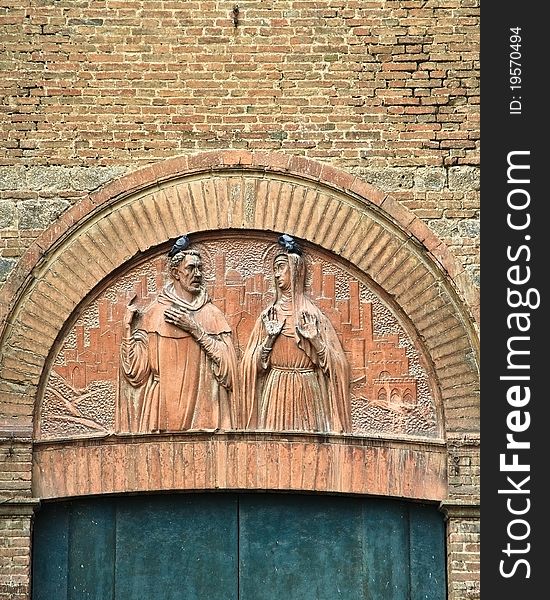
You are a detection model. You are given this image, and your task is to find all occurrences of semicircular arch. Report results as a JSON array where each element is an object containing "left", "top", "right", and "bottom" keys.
[{"left": 0, "top": 151, "right": 479, "bottom": 501}]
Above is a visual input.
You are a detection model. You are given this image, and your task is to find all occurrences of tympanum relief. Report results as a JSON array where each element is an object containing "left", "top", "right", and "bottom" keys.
[{"left": 39, "top": 233, "right": 439, "bottom": 440}]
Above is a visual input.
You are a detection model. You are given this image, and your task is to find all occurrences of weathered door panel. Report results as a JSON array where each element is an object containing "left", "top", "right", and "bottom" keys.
[
  {"left": 362, "top": 501, "right": 411, "bottom": 599},
  {"left": 32, "top": 495, "right": 238, "bottom": 600},
  {"left": 32, "top": 501, "right": 70, "bottom": 600},
  {"left": 32, "top": 493, "right": 446, "bottom": 599},
  {"left": 67, "top": 501, "right": 116, "bottom": 600},
  {"left": 114, "top": 494, "right": 238, "bottom": 600},
  {"left": 239, "top": 494, "right": 364, "bottom": 600},
  {"left": 409, "top": 504, "right": 446, "bottom": 600}
]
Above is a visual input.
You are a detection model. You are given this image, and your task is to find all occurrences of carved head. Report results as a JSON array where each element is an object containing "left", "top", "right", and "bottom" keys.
[
  {"left": 273, "top": 234, "right": 306, "bottom": 298},
  {"left": 273, "top": 251, "right": 307, "bottom": 302},
  {"left": 169, "top": 250, "right": 203, "bottom": 299},
  {"left": 273, "top": 254, "right": 292, "bottom": 291}
]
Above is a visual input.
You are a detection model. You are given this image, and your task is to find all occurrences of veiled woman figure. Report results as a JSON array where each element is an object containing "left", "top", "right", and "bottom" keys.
[{"left": 241, "top": 235, "right": 351, "bottom": 433}]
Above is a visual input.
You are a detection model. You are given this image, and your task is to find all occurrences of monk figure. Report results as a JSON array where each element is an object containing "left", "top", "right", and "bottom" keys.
[
  {"left": 118, "top": 236, "right": 239, "bottom": 433},
  {"left": 241, "top": 235, "right": 351, "bottom": 433}
]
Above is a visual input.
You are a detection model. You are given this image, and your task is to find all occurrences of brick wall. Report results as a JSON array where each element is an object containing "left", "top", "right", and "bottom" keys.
[
  {"left": 0, "top": 441, "right": 32, "bottom": 498},
  {"left": 0, "top": 501, "right": 36, "bottom": 600},
  {"left": 446, "top": 513, "right": 481, "bottom": 600},
  {"left": 0, "top": 518, "right": 30, "bottom": 600},
  {"left": 1, "top": 1, "right": 480, "bottom": 598},
  {"left": 445, "top": 436, "right": 480, "bottom": 599},
  {"left": 1, "top": 0, "right": 479, "bottom": 286}
]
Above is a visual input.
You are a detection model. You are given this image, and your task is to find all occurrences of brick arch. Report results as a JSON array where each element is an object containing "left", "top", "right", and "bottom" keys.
[{"left": 0, "top": 151, "right": 479, "bottom": 501}]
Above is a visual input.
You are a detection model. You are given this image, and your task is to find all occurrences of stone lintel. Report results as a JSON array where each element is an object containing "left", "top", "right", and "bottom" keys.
[{"left": 33, "top": 432, "right": 448, "bottom": 502}]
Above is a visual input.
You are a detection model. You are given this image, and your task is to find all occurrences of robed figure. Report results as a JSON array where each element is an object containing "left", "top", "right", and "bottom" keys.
[
  {"left": 241, "top": 236, "right": 351, "bottom": 433},
  {"left": 117, "top": 239, "right": 240, "bottom": 433}
]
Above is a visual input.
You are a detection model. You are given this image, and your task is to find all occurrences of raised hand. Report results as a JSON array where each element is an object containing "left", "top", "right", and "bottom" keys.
[
  {"left": 123, "top": 294, "right": 139, "bottom": 328},
  {"left": 261, "top": 307, "right": 285, "bottom": 338},
  {"left": 296, "top": 311, "right": 320, "bottom": 340}
]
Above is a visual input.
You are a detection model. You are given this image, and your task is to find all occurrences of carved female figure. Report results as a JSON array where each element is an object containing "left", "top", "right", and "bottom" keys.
[{"left": 241, "top": 236, "right": 351, "bottom": 433}]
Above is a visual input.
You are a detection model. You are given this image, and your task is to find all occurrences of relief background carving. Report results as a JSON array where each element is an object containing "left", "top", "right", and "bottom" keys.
[{"left": 39, "top": 233, "right": 440, "bottom": 440}]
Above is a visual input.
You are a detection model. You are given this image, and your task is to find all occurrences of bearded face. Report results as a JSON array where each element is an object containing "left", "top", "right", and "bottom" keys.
[{"left": 172, "top": 254, "right": 203, "bottom": 297}]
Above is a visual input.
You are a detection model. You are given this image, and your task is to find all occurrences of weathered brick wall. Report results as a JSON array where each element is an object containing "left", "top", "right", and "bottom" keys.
[
  {"left": 448, "top": 436, "right": 480, "bottom": 504},
  {"left": 0, "top": 518, "right": 30, "bottom": 600},
  {"left": 0, "top": 440, "right": 34, "bottom": 598},
  {"left": 445, "top": 437, "right": 480, "bottom": 599},
  {"left": 0, "top": 501, "right": 36, "bottom": 600},
  {"left": 0, "top": 441, "right": 32, "bottom": 498},
  {"left": 441, "top": 429, "right": 480, "bottom": 599},
  {"left": 1, "top": 1, "right": 480, "bottom": 598},
  {"left": 1, "top": 0, "right": 479, "bottom": 287},
  {"left": 446, "top": 514, "right": 481, "bottom": 600}
]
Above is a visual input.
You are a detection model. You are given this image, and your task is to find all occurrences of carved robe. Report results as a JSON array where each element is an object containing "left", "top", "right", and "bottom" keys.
[
  {"left": 241, "top": 254, "right": 351, "bottom": 434},
  {"left": 118, "top": 285, "right": 239, "bottom": 433}
]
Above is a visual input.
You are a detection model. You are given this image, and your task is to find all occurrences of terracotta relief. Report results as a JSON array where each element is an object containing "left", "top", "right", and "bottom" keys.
[
  {"left": 241, "top": 235, "right": 350, "bottom": 433},
  {"left": 118, "top": 236, "right": 239, "bottom": 433},
  {"left": 38, "top": 233, "right": 439, "bottom": 440}
]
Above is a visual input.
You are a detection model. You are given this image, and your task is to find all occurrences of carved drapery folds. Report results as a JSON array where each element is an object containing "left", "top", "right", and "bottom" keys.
[
  {"left": 38, "top": 233, "right": 441, "bottom": 441},
  {"left": 118, "top": 237, "right": 240, "bottom": 433},
  {"left": 241, "top": 236, "right": 351, "bottom": 433}
]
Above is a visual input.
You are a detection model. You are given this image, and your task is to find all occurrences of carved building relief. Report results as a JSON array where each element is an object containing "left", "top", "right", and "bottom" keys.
[{"left": 38, "top": 233, "right": 439, "bottom": 441}]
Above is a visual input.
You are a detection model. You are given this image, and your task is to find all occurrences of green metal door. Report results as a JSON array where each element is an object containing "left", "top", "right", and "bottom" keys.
[{"left": 32, "top": 493, "right": 445, "bottom": 599}]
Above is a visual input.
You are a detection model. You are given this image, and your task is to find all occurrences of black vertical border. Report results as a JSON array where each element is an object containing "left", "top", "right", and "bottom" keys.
[{"left": 483, "top": 2, "right": 545, "bottom": 596}]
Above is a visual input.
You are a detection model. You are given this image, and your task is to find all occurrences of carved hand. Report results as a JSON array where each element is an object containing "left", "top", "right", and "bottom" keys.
[
  {"left": 261, "top": 307, "right": 285, "bottom": 338},
  {"left": 123, "top": 294, "right": 139, "bottom": 328},
  {"left": 296, "top": 311, "right": 320, "bottom": 341},
  {"left": 164, "top": 306, "right": 199, "bottom": 335}
]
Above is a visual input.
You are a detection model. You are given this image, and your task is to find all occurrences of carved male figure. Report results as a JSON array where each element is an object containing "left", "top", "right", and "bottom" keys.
[
  {"left": 241, "top": 235, "right": 351, "bottom": 433},
  {"left": 118, "top": 236, "right": 239, "bottom": 433}
]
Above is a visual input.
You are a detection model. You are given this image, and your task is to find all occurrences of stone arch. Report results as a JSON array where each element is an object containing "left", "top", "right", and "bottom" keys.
[{"left": 0, "top": 150, "right": 479, "bottom": 502}]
